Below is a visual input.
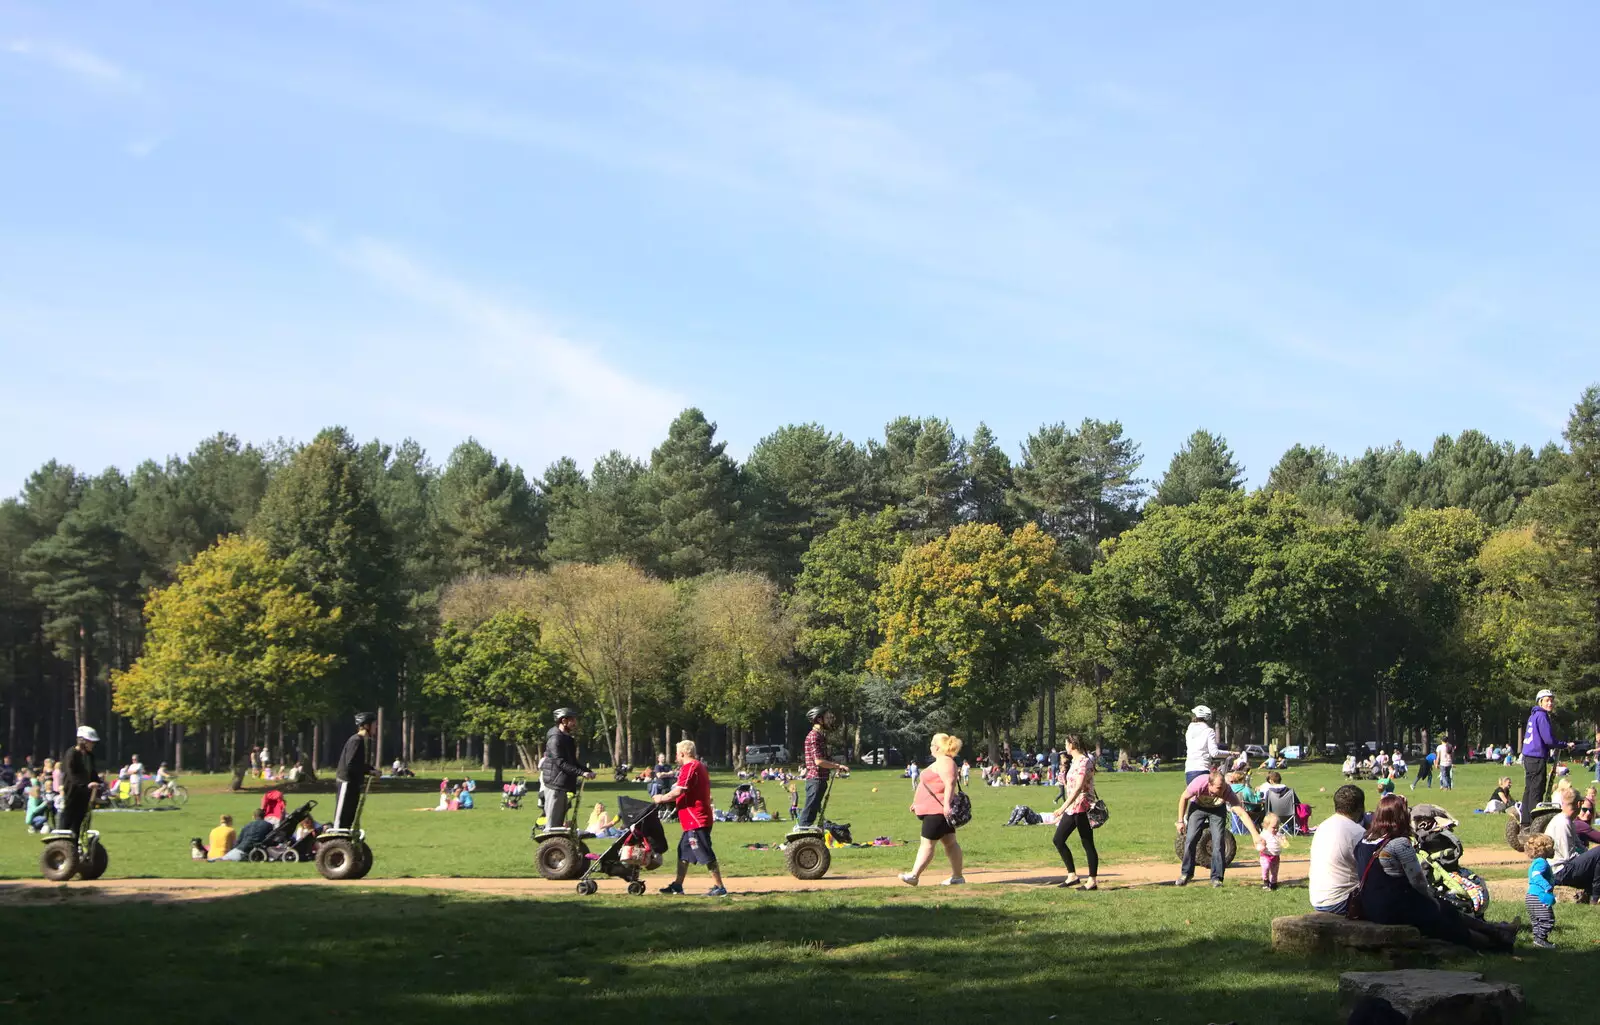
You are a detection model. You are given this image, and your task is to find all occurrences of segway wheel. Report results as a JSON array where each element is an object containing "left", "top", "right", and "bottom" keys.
[
  {"left": 785, "top": 836, "right": 830, "bottom": 880},
  {"left": 576, "top": 878, "right": 599, "bottom": 896},
  {"left": 282, "top": 848, "right": 299, "bottom": 863},
  {"left": 1173, "top": 830, "right": 1238, "bottom": 868},
  {"left": 536, "top": 836, "right": 585, "bottom": 880},
  {"left": 78, "top": 843, "right": 109, "bottom": 881},
  {"left": 316, "top": 838, "right": 359, "bottom": 880},
  {"left": 627, "top": 880, "right": 647, "bottom": 896},
  {"left": 350, "top": 841, "right": 374, "bottom": 880},
  {"left": 40, "top": 839, "right": 79, "bottom": 882},
  {"left": 1504, "top": 816, "right": 1527, "bottom": 852},
  {"left": 248, "top": 847, "right": 269, "bottom": 863}
]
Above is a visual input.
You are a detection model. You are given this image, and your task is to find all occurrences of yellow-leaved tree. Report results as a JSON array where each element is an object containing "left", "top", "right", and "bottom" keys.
[{"left": 113, "top": 535, "right": 342, "bottom": 730}]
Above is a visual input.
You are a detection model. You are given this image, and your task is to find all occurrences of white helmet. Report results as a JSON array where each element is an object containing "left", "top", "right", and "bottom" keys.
[
  {"left": 1536, "top": 689, "right": 1554, "bottom": 701},
  {"left": 76, "top": 725, "right": 101, "bottom": 742},
  {"left": 1191, "top": 705, "right": 1213, "bottom": 720}
]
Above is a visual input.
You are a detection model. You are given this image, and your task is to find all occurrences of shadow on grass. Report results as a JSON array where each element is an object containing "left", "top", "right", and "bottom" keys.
[{"left": 2, "top": 887, "right": 1589, "bottom": 1025}]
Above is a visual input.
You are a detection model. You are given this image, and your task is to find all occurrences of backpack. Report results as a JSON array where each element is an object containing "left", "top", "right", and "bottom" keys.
[{"left": 823, "top": 820, "right": 853, "bottom": 844}]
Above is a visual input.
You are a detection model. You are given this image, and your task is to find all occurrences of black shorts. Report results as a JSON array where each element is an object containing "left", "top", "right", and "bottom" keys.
[
  {"left": 920, "top": 813, "right": 954, "bottom": 840},
  {"left": 678, "top": 827, "right": 718, "bottom": 865}
]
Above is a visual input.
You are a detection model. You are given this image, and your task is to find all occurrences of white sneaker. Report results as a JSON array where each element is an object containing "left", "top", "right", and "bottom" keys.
[
  {"left": 939, "top": 876, "right": 966, "bottom": 886},
  {"left": 898, "top": 872, "right": 918, "bottom": 887}
]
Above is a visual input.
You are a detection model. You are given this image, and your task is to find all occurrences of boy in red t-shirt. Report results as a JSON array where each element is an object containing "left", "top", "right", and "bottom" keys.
[{"left": 650, "top": 739, "right": 727, "bottom": 896}]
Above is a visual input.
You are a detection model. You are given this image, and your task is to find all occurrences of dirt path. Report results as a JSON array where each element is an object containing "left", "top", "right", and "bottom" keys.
[{"left": 0, "top": 851, "right": 1533, "bottom": 904}]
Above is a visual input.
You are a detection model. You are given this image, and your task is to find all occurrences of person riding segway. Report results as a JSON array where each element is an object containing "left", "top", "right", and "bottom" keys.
[
  {"left": 783, "top": 705, "right": 850, "bottom": 880},
  {"left": 1507, "top": 689, "right": 1580, "bottom": 850},
  {"left": 533, "top": 707, "right": 596, "bottom": 880},
  {"left": 317, "top": 712, "right": 380, "bottom": 880},
  {"left": 41, "top": 725, "right": 111, "bottom": 881}
]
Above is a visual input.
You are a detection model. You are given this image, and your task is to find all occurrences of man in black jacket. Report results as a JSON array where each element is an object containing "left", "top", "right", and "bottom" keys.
[
  {"left": 58, "top": 725, "right": 102, "bottom": 839},
  {"left": 333, "top": 713, "right": 380, "bottom": 831},
  {"left": 541, "top": 708, "right": 594, "bottom": 830}
]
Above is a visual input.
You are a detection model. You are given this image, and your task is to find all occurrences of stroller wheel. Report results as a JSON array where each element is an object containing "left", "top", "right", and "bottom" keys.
[
  {"left": 248, "top": 847, "right": 269, "bottom": 863},
  {"left": 576, "top": 878, "right": 599, "bottom": 896},
  {"left": 282, "top": 848, "right": 299, "bottom": 863},
  {"left": 627, "top": 880, "right": 647, "bottom": 896}
]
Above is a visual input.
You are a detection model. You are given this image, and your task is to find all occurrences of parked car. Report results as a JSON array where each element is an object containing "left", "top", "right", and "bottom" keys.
[
  {"left": 1281, "top": 745, "right": 1303, "bottom": 760},
  {"left": 1242, "top": 744, "right": 1268, "bottom": 759},
  {"left": 743, "top": 744, "right": 790, "bottom": 766},
  {"left": 859, "top": 747, "right": 905, "bottom": 767}
]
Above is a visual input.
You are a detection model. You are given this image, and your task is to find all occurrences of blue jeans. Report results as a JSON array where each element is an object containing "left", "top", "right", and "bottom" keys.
[
  {"left": 1184, "top": 770, "right": 1208, "bottom": 785},
  {"left": 798, "top": 778, "right": 826, "bottom": 828},
  {"left": 1180, "top": 805, "right": 1228, "bottom": 881},
  {"left": 1439, "top": 765, "right": 1453, "bottom": 790}
]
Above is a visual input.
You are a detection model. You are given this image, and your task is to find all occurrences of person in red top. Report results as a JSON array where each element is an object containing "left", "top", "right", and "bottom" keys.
[{"left": 651, "top": 739, "right": 728, "bottom": 896}]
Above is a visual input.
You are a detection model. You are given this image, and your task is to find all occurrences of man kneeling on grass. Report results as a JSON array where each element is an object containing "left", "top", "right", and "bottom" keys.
[{"left": 652, "top": 739, "right": 728, "bottom": 897}]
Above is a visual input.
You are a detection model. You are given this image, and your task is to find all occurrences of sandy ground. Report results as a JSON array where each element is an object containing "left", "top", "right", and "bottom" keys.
[{"left": 0, "top": 851, "right": 1536, "bottom": 905}]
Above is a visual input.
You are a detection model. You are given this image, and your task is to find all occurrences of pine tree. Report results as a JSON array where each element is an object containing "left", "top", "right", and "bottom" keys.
[
  {"left": 436, "top": 439, "right": 541, "bottom": 575},
  {"left": 960, "top": 423, "right": 1015, "bottom": 526},
  {"left": 1153, "top": 429, "right": 1244, "bottom": 506},
  {"left": 546, "top": 452, "right": 655, "bottom": 566},
  {"left": 646, "top": 409, "right": 744, "bottom": 579},
  {"left": 744, "top": 423, "right": 869, "bottom": 579},
  {"left": 1542, "top": 385, "right": 1600, "bottom": 716},
  {"left": 870, "top": 416, "right": 964, "bottom": 534}
]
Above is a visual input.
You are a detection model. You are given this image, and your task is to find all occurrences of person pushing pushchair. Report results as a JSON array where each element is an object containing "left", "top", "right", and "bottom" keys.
[{"left": 541, "top": 707, "right": 595, "bottom": 831}]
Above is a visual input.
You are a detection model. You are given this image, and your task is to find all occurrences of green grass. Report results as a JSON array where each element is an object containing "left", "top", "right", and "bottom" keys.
[
  {"left": 0, "top": 760, "right": 1572, "bottom": 880},
  {"left": 4, "top": 883, "right": 1598, "bottom": 1024}
]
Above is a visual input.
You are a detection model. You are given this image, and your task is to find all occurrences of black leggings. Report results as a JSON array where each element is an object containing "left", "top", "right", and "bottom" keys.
[{"left": 1053, "top": 812, "right": 1098, "bottom": 877}]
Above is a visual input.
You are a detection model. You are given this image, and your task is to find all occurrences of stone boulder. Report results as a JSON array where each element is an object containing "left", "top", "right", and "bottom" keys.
[
  {"left": 1270, "top": 914, "right": 1461, "bottom": 961},
  {"left": 1339, "top": 970, "right": 1523, "bottom": 1025}
]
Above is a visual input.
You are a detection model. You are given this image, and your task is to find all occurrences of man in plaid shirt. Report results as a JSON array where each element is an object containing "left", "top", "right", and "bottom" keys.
[{"left": 798, "top": 705, "right": 849, "bottom": 829}]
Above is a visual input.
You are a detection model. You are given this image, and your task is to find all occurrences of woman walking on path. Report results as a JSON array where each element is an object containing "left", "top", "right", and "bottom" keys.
[
  {"left": 1050, "top": 735, "right": 1099, "bottom": 890},
  {"left": 900, "top": 733, "right": 966, "bottom": 887}
]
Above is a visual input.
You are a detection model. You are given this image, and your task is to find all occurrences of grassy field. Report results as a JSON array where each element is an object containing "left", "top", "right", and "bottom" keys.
[
  {"left": 4, "top": 883, "right": 1598, "bottom": 1024},
  {"left": 0, "top": 760, "right": 1579, "bottom": 880}
]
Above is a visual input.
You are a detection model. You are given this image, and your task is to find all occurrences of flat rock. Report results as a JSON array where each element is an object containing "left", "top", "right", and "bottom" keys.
[
  {"left": 1272, "top": 913, "right": 1425, "bottom": 955},
  {"left": 1339, "top": 970, "right": 1523, "bottom": 1025}
]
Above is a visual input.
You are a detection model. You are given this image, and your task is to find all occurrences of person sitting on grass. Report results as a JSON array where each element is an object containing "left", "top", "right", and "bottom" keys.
[
  {"left": 25, "top": 784, "right": 50, "bottom": 833},
  {"left": 210, "top": 809, "right": 273, "bottom": 862},
  {"left": 586, "top": 802, "right": 620, "bottom": 837},
  {"left": 1309, "top": 785, "right": 1366, "bottom": 914},
  {"left": 1483, "top": 777, "right": 1514, "bottom": 814},
  {"left": 1351, "top": 794, "right": 1514, "bottom": 951},
  {"left": 653, "top": 739, "right": 727, "bottom": 897},
  {"left": 207, "top": 814, "right": 237, "bottom": 861},
  {"left": 1543, "top": 788, "right": 1600, "bottom": 902}
]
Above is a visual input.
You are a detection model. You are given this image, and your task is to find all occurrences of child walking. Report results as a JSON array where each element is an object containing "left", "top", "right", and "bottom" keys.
[
  {"left": 1260, "top": 812, "right": 1284, "bottom": 891},
  {"left": 1525, "top": 832, "right": 1556, "bottom": 949}
]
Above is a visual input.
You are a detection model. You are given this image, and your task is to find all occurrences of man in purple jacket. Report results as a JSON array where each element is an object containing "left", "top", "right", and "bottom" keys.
[{"left": 1521, "top": 689, "right": 1569, "bottom": 826}]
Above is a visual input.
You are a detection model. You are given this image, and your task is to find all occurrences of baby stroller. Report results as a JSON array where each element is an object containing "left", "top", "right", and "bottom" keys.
[
  {"left": 574, "top": 795, "right": 669, "bottom": 896},
  {"left": 1412, "top": 803, "right": 1488, "bottom": 917},
  {"left": 249, "top": 800, "right": 319, "bottom": 863},
  {"left": 502, "top": 778, "right": 527, "bottom": 810},
  {"left": 729, "top": 783, "right": 768, "bottom": 822}
]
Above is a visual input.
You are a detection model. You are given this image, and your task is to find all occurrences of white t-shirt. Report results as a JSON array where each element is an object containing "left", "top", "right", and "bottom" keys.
[
  {"left": 1544, "top": 812, "right": 1577, "bottom": 870},
  {"left": 127, "top": 760, "right": 144, "bottom": 779},
  {"left": 1435, "top": 743, "right": 1452, "bottom": 768},
  {"left": 1184, "top": 722, "right": 1226, "bottom": 773},
  {"left": 1309, "top": 814, "right": 1366, "bottom": 910}
]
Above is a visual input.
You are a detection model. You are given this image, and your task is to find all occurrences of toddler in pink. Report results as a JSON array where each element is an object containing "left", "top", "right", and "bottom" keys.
[{"left": 1259, "top": 812, "right": 1284, "bottom": 890}]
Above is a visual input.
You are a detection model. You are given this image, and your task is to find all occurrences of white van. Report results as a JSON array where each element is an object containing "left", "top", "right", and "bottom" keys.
[{"left": 743, "top": 744, "right": 790, "bottom": 766}]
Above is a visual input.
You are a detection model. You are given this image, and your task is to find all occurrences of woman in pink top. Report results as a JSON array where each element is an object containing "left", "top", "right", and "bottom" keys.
[
  {"left": 899, "top": 733, "right": 966, "bottom": 886},
  {"left": 1050, "top": 736, "right": 1099, "bottom": 890}
]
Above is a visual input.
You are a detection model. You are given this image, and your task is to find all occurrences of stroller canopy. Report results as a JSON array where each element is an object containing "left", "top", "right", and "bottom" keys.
[{"left": 617, "top": 795, "right": 669, "bottom": 853}]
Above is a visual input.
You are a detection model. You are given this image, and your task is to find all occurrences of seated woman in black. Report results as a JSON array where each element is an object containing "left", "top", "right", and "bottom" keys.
[{"left": 1353, "top": 794, "right": 1514, "bottom": 951}]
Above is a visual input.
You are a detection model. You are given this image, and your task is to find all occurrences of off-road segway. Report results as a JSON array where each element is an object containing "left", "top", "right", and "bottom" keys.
[
  {"left": 316, "top": 774, "right": 375, "bottom": 880},
  {"left": 782, "top": 772, "right": 846, "bottom": 881},
  {"left": 532, "top": 780, "right": 591, "bottom": 880},
  {"left": 1505, "top": 749, "right": 1574, "bottom": 852},
  {"left": 40, "top": 805, "right": 110, "bottom": 881}
]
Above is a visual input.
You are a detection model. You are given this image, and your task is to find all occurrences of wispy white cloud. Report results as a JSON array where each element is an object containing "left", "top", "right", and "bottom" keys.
[
  {"left": 6, "top": 38, "right": 138, "bottom": 90},
  {"left": 295, "top": 225, "right": 685, "bottom": 462}
]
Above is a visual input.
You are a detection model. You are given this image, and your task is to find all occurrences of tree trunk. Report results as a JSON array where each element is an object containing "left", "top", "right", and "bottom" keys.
[
  {"left": 376, "top": 706, "right": 385, "bottom": 771},
  {"left": 1047, "top": 684, "right": 1056, "bottom": 751},
  {"left": 482, "top": 733, "right": 491, "bottom": 770},
  {"left": 1036, "top": 685, "right": 1045, "bottom": 751},
  {"left": 75, "top": 624, "right": 89, "bottom": 726}
]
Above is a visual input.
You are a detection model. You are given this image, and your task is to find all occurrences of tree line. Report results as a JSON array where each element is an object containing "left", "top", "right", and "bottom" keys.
[{"left": 2, "top": 390, "right": 1596, "bottom": 772}]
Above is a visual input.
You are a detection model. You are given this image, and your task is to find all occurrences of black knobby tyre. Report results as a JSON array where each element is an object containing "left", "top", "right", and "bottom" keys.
[
  {"left": 350, "top": 841, "right": 374, "bottom": 879},
  {"left": 1173, "top": 829, "right": 1238, "bottom": 868},
  {"left": 40, "top": 840, "right": 79, "bottom": 881},
  {"left": 785, "top": 837, "right": 830, "bottom": 880},
  {"left": 1505, "top": 816, "right": 1527, "bottom": 852},
  {"left": 78, "top": 843, "right": 110, "bottom": 881},
  {"left": 536, "top": 836, "right": 585, "bottom": 880},
  {"left": 316, "top": 839, "right": 359, "bottom": 880}
]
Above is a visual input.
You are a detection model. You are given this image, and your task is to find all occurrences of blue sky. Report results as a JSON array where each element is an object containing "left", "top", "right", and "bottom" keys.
[{"left": 3, "top": 2, "right": 1597, "bottom": 496}]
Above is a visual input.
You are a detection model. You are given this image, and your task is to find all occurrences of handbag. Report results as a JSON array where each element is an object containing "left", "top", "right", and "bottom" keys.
[
  {"left": 1075, "top": 756, "right": 1110, "bottom": 828},
  {"left": 1345, "top": 843, "right": 1382, "bottom": 920},
  {"left": 923, "top": 774, "right": 972, "bottom": 829}
]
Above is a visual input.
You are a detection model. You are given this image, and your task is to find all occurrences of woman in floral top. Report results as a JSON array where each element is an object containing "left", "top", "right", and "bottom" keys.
[{"left": 1050, "top": 735, "right": 1099, "bottom": 890}]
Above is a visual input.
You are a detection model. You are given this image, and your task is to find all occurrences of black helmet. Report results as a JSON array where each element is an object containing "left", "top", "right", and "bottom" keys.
[
  {"left": 354, "top": 712, "right": 375, "bottom": 727},
  {"left": 806, "top": 705, "right": 830, "bottom": 724},
  {"left": 553, "top": 707, "right": 578, "bottom": 723}
]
